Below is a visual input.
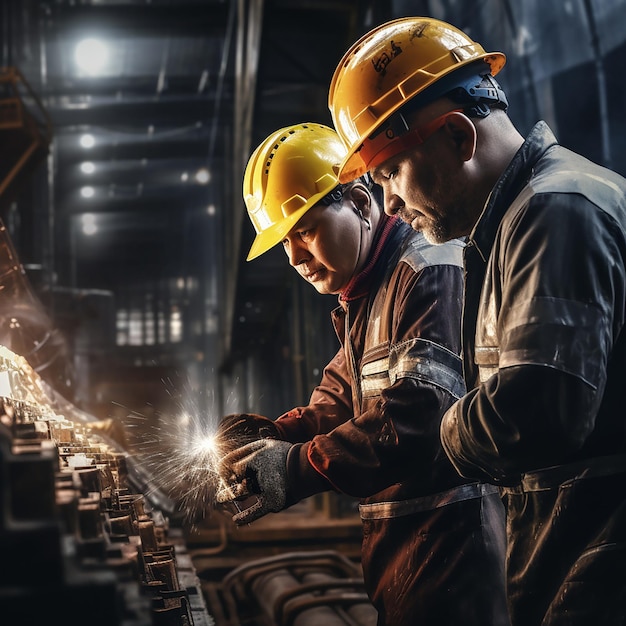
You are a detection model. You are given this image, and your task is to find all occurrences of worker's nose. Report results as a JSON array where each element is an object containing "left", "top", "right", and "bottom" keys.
[
  {"left": 384, "top": 193, "right": 404, "bottom": 217},
  {"left": 286, "top": 239, "right": 309, "bottom": 267}
]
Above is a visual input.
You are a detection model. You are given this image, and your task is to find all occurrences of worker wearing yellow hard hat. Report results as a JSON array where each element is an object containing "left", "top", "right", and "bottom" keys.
[
  {"left": 243, "top": 123, "right": 348, "bottom": 261},
  {"left": 216, "top": 121, "right": 509, "bottom": 625},
  {"left": 328, "top": 17, "right": 506, "bottom": 183}
]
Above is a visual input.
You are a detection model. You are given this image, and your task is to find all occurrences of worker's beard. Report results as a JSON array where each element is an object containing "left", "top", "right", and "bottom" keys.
[
  {"left": 421, "top": 199, "right": 475, "bottom": 244},
  {"left": 416, "top": 211, "right": 457, "bottom": 245}
]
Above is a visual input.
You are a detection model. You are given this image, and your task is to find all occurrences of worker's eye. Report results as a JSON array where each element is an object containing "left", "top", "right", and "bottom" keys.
[{"left": 283, "top": 226, "right": 314, "bottom": 248}]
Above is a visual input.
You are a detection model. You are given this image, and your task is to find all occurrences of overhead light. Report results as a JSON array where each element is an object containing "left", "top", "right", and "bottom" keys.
[
  {"left": 81, "top": 186, "right": 95, "bottom": 198},
  {"left": 80, "top": 134, "right": 95, "bottom": 148},
  {"left": 195, "top": 168, "right": 211, "bottom": 184},
  {"left": 81, "top": 213, "right": 98, "bottom": 236},
  {"left": 75, "top": 38, "right": 109, "bottom": 75},
  {"left": 80, "top": 161, "right": 95, "bottom": 174}
]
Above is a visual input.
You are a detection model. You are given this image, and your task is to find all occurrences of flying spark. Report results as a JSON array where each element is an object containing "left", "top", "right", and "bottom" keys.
[
  {"left": 117, "top": 375, "right": 253, "bottom": 527},
  {"left": 136, "top": 416, "right": 225, "bottom": 525}
]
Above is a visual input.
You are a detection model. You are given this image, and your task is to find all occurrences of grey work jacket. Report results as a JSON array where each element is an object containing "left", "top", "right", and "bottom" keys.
[{"left": 441, "top": 121, "right": 626, "bottom": 625}]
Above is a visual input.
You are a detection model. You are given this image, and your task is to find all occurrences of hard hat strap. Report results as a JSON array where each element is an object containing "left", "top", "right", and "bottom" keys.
[
  {"left": 447, "top": 72, "right": 509, "bottom": 116},
  {"left": 404, "top": 61, "right": 508, "bottom": 114}
]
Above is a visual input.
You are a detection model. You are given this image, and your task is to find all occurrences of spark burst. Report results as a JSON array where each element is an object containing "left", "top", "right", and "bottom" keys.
[{"left": 118, "top": 374, "right": 250, "bottom": 527}]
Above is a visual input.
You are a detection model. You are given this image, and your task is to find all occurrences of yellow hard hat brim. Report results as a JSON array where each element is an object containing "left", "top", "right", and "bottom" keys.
[
  {"left": 337, "top": 151, "right": 367, "bottom": 185},
  {"left": 246, "top": 202, "right": 313, "bottom": 261}
]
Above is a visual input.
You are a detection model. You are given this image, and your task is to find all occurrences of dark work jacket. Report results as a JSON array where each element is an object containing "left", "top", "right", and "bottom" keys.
[
  {"left": 276, "top": 216, "right": 510, "bottom": 626},
  {"left": 441, "top": 122, "right": 626, "bottom": 625}
]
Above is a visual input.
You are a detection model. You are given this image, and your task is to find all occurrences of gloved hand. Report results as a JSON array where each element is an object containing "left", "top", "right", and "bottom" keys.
[
  {"left": 215, "top": 413, "right": 280, "bottom": 455},
  {"left": 216, "top": 438, "right": 293, "bottom": 525}
]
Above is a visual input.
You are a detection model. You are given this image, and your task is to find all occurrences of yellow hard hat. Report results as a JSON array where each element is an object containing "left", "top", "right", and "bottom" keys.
[
  {"left": 328, "top": 17, "right": 506, "bottom": 182},
  {"left": 243, "top": 123, "right": 347, "bottom": 261}
]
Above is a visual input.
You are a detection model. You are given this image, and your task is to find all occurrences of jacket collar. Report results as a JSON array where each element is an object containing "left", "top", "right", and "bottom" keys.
[
  {"left": 339, "top": 214, "right": 402, "bottom": 302},
  {"left": 469, "top": 121, "right": 559, "bottom": 261}
]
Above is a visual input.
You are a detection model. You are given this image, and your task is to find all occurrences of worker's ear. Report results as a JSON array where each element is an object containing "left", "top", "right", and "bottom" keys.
[
  {"left": 348, "top": 183, "right": 372, "bottom": 221},
  {"left": 442, "top": 111, "right": 477, "bottom": 161}
]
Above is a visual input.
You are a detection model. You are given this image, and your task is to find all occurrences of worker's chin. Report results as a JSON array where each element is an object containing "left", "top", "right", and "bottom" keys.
[
  {"left": 421, "top": 228, "right": 445, "bottom": 245},
  {"left": 309, "top": 277, "right": 340, "bottom": 295},
  {"left": 421, "top": 220, "right": 455, "bottom": 245},
  {"left": 311, "top": 282, "right": 334, "bottom": 295}
]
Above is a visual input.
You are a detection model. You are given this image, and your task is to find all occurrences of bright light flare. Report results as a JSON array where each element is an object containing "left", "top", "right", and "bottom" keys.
[
  {"left": 75, "top": 38, "right": 109, "bottom": 75},
  {"left": 110, "top": 375, "right": 255, "bottom": 528},
  {"left": 195, "top": 168, "right": 211, "bottom": 184},
  {"left": 190, "top": 434, "right": 219, "bottom": 460},
  {"left": 124, "top": 388, "right": 228, "bottom": 526},
  {"left": 80, "top": 134, "right": 95, "bottom": 149}
]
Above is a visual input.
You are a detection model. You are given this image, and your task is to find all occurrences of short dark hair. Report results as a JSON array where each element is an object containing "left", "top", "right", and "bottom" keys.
[
  {"left": 321, "top": 174, "right": 380, "bottom": 208},
  {"left": 369, "top": 181, "right": 384, "bottom": 208},
  {"left": 320, "top": 185, "right": 344, "bottom": 206}
]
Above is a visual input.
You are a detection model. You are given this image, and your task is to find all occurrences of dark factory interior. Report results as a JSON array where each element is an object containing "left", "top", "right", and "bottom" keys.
[{"left": 1, "top": 0, "right": 626, "bottom": 624}]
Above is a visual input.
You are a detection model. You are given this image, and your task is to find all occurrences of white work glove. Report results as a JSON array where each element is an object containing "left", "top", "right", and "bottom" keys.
[{"left": 216, "top": 438, "right": 293, "bottom": 525}]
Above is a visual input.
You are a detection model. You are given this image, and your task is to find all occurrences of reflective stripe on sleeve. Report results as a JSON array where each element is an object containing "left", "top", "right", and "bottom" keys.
[
  {"left": 389, "top": 337, "right": 465, "bottom": 399},
  {"left": 499, "top": 296, "right": 609, "bottom": 389},
  {"left": 361, "top": 338, "right": 465, "bottom": 399}
]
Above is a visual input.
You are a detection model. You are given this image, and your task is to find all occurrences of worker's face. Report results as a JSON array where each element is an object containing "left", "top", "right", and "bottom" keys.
[
  {"left": 371, "top": 116, "right": 477, "bottom": 243},
  {"left": 282, "top": 201, "right": 366, "bottom": 295}
]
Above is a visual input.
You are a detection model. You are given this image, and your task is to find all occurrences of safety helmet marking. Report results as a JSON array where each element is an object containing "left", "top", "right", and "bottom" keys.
[{"left": 372, "top": 40, "right": 402, "bottom": 76}]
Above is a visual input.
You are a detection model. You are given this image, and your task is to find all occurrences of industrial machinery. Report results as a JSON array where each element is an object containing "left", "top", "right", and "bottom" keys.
[
  {"left": 0, "top": 63, "right": 215, "bottom": 625},
  {"left": 0, "top": 340, "right": 378, "bottom": 626},
  {"left": 0, "top": 344, "right": 213, "bottom": 625}
]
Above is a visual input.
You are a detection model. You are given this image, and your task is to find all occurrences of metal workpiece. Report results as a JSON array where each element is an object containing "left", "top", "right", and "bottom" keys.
[{"left": 138, "top": 518, "right": 160, "bottom": 552}]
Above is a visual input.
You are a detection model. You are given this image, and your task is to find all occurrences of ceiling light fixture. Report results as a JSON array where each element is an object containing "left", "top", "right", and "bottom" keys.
[
  {"left": 195, "top": 168, "right": 211, "bottom": 184},
  {"left": 80, "top": 134, "right": 95, "bottom": 148},
  {"left": 81, "top": 213, "right": 98, "bottom": 236},
  {"left": 75, "top": 38, "right": 109, "bottom": 75}
]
